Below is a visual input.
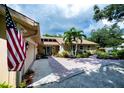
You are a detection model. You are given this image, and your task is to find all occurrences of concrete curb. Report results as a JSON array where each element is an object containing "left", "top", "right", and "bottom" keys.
[
  {"left": 27, "top": 70, "right": 85, "bottom": 88},
  {"left": 59, "top": 70, "right": 85, "bottom": 82}
]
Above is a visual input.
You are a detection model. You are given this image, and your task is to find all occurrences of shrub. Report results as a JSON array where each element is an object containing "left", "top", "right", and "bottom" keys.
[
  {"left": 97, "top": 48, "right": 106, "bottom": 52},
  {"left": 117, "top": 49, "right": 124, "bottom": 59},
  {"left": 96, "top": 51, "right": 109, "bottom": 59},
  {"left": 76, "top": 54, "right": 82, "bottom": 58},
  {"left": 56, "top": 53, "right": 63, "bottom": 57},
  {"left": 24, "top": 69, "right": 34, "bottom": 76},
  {"left": 76, "top": 53, "right": 89, "bottom": 58},
  {"left": 56, "top": 51, "right": 70, "bottom": 58},
  {"left": 0, "top": 82, "right": 12, "bottom": 88},
  {"left": 23, "top": 69, "right": 35, "bottom": 85},
  {"left": 110, "top": 49, "right": 124, "bottom": 59},
  {"left": 96, "top": 49, "right": 124, "bottom": 59},
  {"left": 61, "top": 51, "right": 70, "bottom": 58},
  {"left": 19, "top": 81, "right": 26, "bottom": 88},
  {"left": 86, "top": 50, "right": 92, "bottom": 56},
  {"left": 110, "top": 51, "right": 119, "bottom": 59}
]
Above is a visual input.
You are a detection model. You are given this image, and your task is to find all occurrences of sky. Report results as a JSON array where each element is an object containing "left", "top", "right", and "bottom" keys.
[{"left": 8, "top": 4, "right": 119, "bottom": 37}]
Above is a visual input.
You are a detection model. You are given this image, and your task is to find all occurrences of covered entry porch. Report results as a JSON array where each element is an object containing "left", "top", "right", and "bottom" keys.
[{"left": 43, "top": 45, "right": 59, "bottom": 56}]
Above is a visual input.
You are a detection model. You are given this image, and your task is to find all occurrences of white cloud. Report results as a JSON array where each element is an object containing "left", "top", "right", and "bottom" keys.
[
  {"left": 83, "top": 20, "right": 107, "bottom": 35},
  {"left": 102, "top": 19, "right": 114, "bottom": 26},
  {"left": 118, "top": 22, "right": 124, "bottom": 29},
  {"left": 8, "top": 4, "right": 23, "bottom": 13},
  {"left": 7, "top": 4, "right": 110, "bottom": 36},
  {"left": 56, "top": 4, "right": 94, "bottom": 18}
]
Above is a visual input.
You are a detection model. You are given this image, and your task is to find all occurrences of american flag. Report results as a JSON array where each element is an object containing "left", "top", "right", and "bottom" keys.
[{"left": 5, "top": 5, "right": 26, "bottom": 71}]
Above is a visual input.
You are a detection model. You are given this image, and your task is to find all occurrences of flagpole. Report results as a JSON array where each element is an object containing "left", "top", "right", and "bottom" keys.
[
  {"left": 4, "top": 4, "right": 10, "bottom": 85},
  {"left": 3, "top": 4, "right": 7, "bottom": 9}
]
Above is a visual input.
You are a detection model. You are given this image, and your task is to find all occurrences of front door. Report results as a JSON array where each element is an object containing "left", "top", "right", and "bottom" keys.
[{"left": 45, "top": 46, "right": 52, "bottom": 56}]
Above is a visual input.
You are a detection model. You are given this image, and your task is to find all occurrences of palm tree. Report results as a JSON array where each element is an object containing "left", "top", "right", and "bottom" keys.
[
  {"left": 63, "top": 29, "right": 73, "bottom": 55},
  {"left": 63, "top": 27, "right": 86, "bottom": 56},
  {"left": 72, "top": 28, "right": 86, "bottom": 56}
]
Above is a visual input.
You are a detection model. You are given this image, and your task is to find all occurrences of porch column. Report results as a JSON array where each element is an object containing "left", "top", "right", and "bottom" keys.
[{"left": 59, "top": 44, "right": 64, "bottom": 53}]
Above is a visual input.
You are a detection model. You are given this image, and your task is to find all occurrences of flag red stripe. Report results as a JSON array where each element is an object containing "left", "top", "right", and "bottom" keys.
[
  {"left": 7, "top": 57, "right": 14, "bottom": 70},
  {"left": 16, "top": 29, "right": 25, "bottom": 59},
  {"left": 10, "top": 28, "right": 25, "bottom": 60},
  {"left": 6, "top": 5, "right": 26, "bottom": 71},
  {"left": 7, "top": 31, "right": 22, "bottom": 63},
  {"left": 7, "top": 28, "right": 23, "bottom": 61},
  {"left": 7, "top": 41, "right": 20, "bottom": 70},
  {"left": 18, "top": 61, "right": 24, "bottom": 71}
]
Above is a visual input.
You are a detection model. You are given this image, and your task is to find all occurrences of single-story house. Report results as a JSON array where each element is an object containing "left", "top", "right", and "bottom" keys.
[
  {"left": 0, "top": 5, "right": 41, "bottom": 87},
  {"left": 40, "top": 36, "right": 98, "bottom": 56}
]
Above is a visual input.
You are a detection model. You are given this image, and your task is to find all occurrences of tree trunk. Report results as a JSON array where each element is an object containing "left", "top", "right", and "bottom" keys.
[
  {"left": 71, "top": 45, "right": 74, "bottom": 55},
  {"left": 75, "top": 43, "right": 78, "bottom": 56}
]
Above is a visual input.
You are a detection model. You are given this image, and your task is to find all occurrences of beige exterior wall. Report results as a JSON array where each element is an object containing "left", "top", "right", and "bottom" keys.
[
  {"left": 0, "top": 13, "right": 39, "bottom": 87},
  {"left": 24, "top": 38, "right": 37, "bottom": 73},
  {"left": 62, "top": 44, "right": 97, "bottom": 52},
  {"left": 0, "top": 38, "right": 38, "bottom": 87},
  {"left": 41, "top": 43, "right": 97, "bottom": 55},
  {"left": 78, "top": 45, "right": 96, "bottom": 51},
  {"left": 0, "top": 38, "right": 16, "bottom": 87},
  {"left": 0, "top": 15, "right": 16, "bottom": 87}
]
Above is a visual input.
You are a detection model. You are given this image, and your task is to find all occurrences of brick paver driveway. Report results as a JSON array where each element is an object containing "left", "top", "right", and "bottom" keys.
[
  {"left": 31, "top": 58, "right": 53, "bottom": 82},
  {"left": 30, "top": 56, "right": 124, "bottom": 88}
]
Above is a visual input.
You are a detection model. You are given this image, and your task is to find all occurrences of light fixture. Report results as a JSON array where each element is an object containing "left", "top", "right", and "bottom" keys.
[{"left": 26, "top": 41, "right": 29, "bottom": 50}]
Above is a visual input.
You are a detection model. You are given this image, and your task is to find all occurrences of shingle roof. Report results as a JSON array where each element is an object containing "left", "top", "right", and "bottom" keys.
[
  {"left": 43, "top": 42, "right": 59, "bottom": 45},
  {"left": 42, "top": 36, "right": 97, "bottom": 45}
]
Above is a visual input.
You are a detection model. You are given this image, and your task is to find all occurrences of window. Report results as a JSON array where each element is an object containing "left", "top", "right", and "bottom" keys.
[
  {"left": 41, "top": 39, "right": 43, "bottom": 42},
  {"left": 53, "top": 39, "right": 56, "bottom": 42},
  {"left": 44, "top": 39, "right": 48, "bottom": 41},
  {"left": 80, "top": 45, "right": 83, "bottom": 49},
  {"left": 88, "top": 46, "right": 90, "bottom": 50},
  {"left": 49, "top": 39, "right": 52, "bottom": 42}
]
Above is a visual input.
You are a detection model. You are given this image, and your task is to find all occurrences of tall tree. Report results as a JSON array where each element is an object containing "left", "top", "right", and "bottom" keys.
[
  {"left": 93, "top": 4, "right": 124, "bottom": 22},
  {"left": 63, "top": 28, "right": 74, "bottom": 55},
  {"left": 63, "top": 27, "right": 86, "bottom": 56},
  {"left": 43, "top": 33, "right": 63, "bottom": 37},
  {"left": 89, "top": 24, "right": 123, "bottom": 47}
]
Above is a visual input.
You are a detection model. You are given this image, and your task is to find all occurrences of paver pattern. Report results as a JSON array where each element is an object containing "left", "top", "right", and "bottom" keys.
[{"left": 31, "top": 56, "right": 124, "bottom": 88}]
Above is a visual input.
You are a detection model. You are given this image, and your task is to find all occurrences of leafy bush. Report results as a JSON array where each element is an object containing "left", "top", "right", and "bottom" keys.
[
  {"left": 86, "top": 50, "right": 92, "bottom": 56},
  {"left": 110, "top": 49, "right": 124, "bottom": 59},
  {"left": 110, "top": 51, "right": 119, "bottom": 59},
  {"left": 97, "top": 48, "right": 106, "bottom": 52},
  {"left": 24, "top": 69, "right": 34, "bottom": 76},
  {"left": 96, "top": 51, "right": 109, "bottom": 59},
  {"left": 56, "top": 51, "right": 70, "bottom": 58},
  {"left": 19, "top": 81, "right": 26, "bottom": 88},
  {"left": 117, "top": 49, "right": 124, "bottom": 59},
  {"left": 87, "top": 50, "right": 96, "bottom": 55},
  {"left": 76, "top": 54, "right": 82, "bottom": 58},
  {"left": 0, "top": 82, "right": 12, "bottom": 88},
  {"left": 76, "top": 53, "right": 89, "bottom": 58},
  {"left": 56, "top": 53, "right": 63, "bottom": 57},
  {"left": 22, "top": 69, "right": 35, "bottom": 86},
  {"left": 61, "top": 51, "right": 70, "bottom": 58}
]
